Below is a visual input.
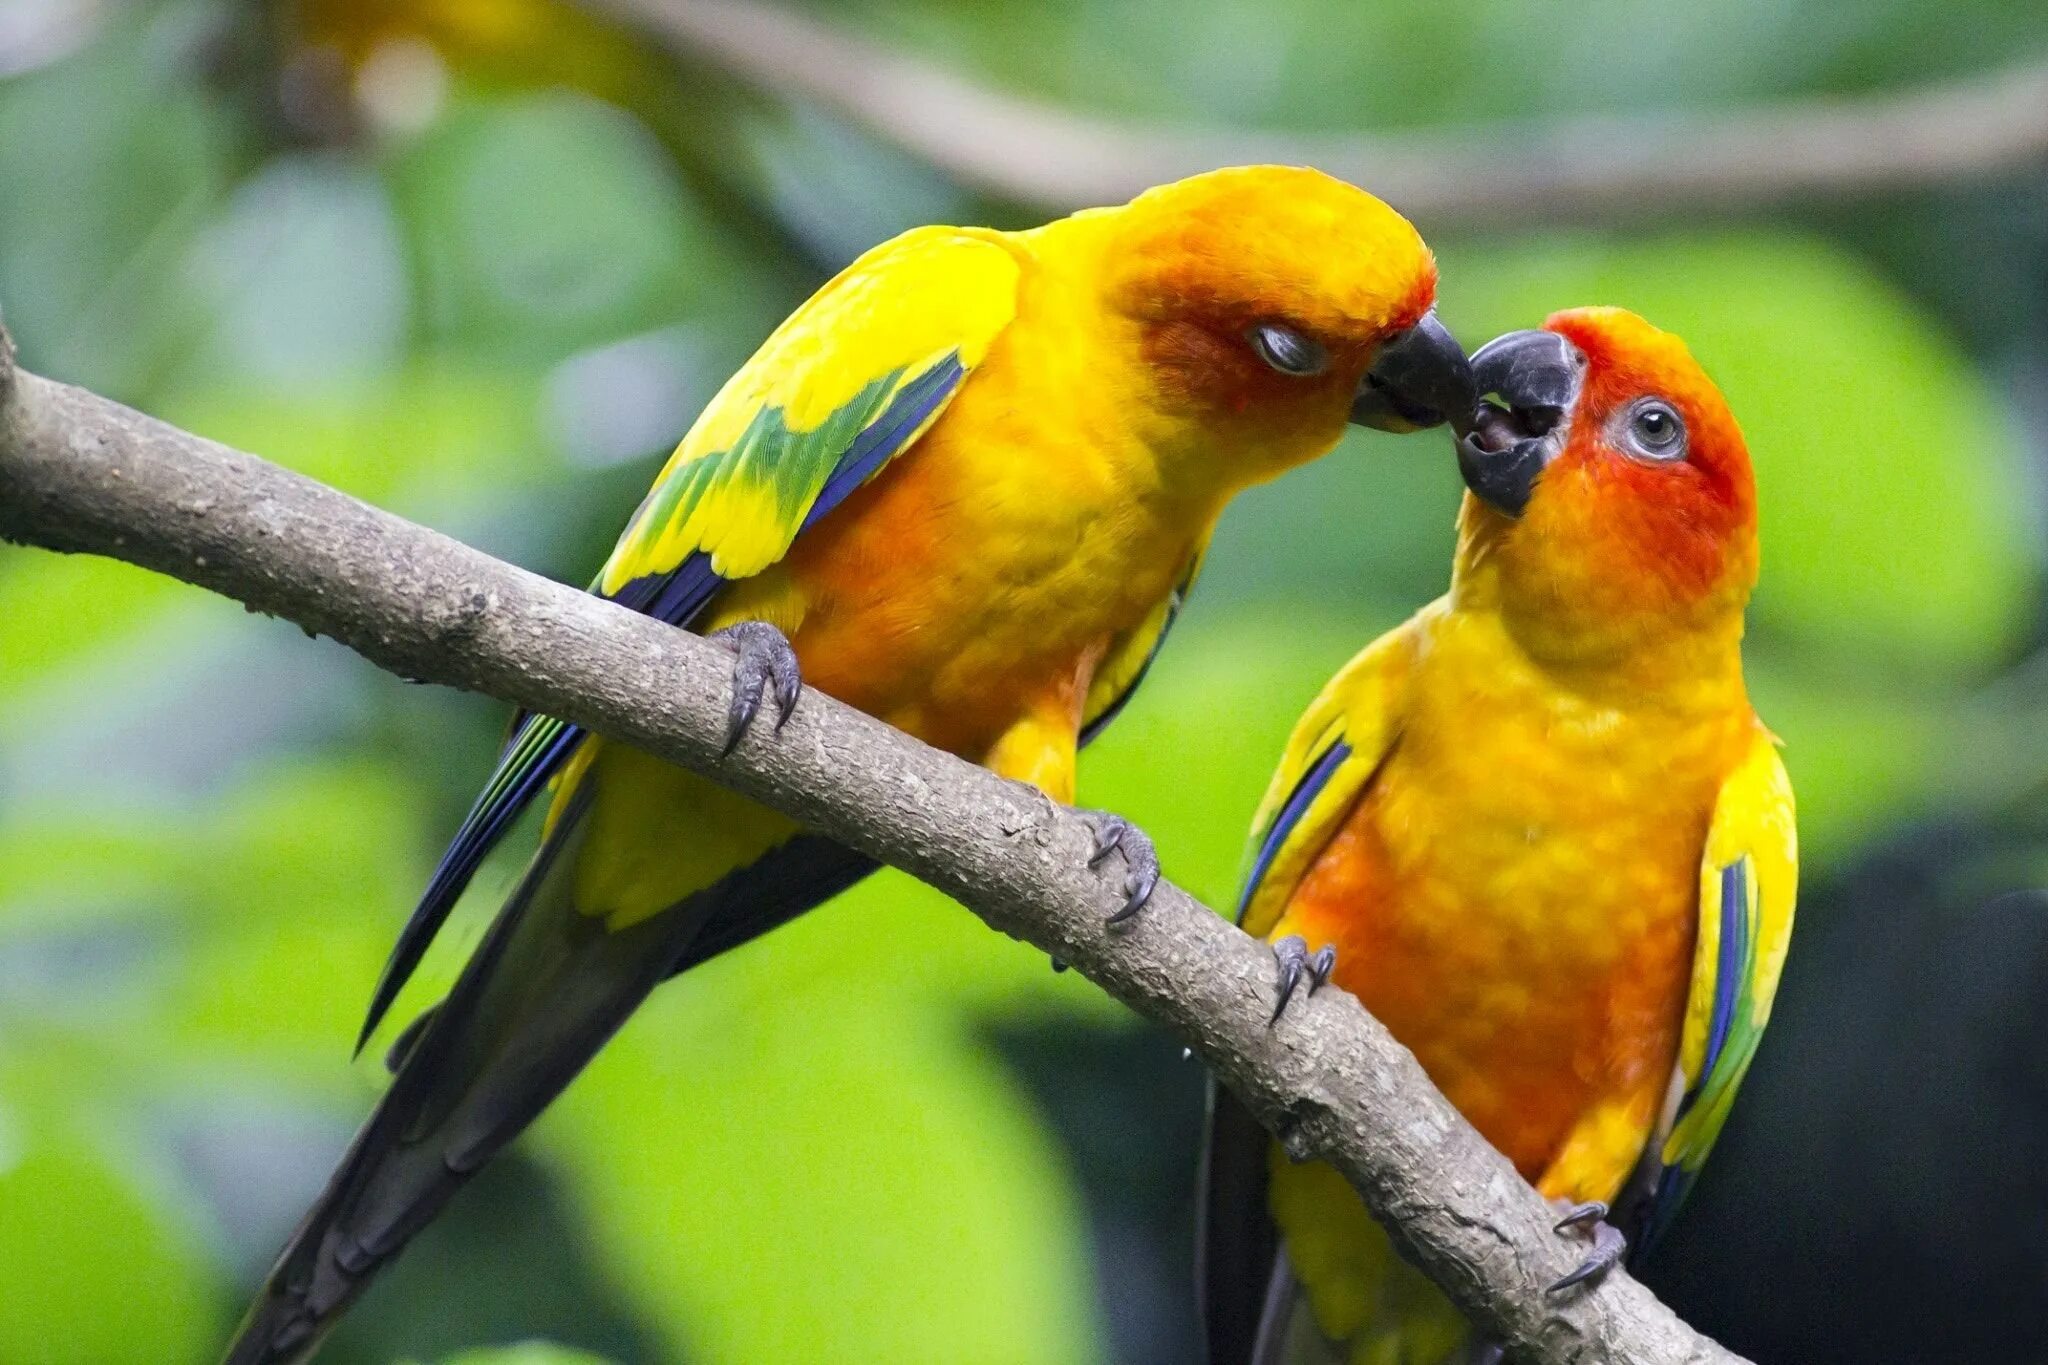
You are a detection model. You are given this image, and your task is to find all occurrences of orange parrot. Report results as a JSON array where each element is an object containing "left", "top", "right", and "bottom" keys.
[
  {"left": 1201, "top": 308, "right": 1797, "bottom": 1364},
  {"left": 222, "top": 166, "right": 1477, "bottom": 1364}
]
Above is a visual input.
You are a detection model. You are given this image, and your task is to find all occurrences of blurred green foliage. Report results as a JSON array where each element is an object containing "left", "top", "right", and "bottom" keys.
[
  {"left": 424, "top": 1347, "right": 615, "bottom": 1365},
  {"left": 1, "top": 0, "right": 2044, "bottom": 1362}
]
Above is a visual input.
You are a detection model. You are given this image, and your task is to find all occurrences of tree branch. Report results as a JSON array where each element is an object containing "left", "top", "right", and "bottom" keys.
[
  {"left": 591, "top": 0, "right": 2048, "bottom": 226},
  {"left": 0, "top": 327, "right": 1746, "bottom": 1364}
]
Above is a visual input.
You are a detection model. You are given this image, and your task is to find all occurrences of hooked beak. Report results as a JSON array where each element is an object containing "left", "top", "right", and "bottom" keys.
[
  {"left": 1455, "top": 329, "right": 1586, "bottom": 517},
  {"left": 1350, "top": 311, "right": 1477, "bottom": 437}
]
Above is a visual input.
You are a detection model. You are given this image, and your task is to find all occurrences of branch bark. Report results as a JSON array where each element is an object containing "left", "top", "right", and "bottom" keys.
[
  {"left": 0, "top": 327, "right": 1747, "bottom": 1364},
  {"left": 593, "top": 0, "right": 2048, "bottom": 227}
]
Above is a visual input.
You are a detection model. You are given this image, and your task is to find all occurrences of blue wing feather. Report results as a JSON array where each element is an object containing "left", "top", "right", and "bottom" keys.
[
  {"left": 799, "top": 357, "right": 963, "bottom": 532},
  {"left": 1636, "top": 858, "right": 1753, "bottom": 1251},
  {"left": 1236, "top": 741, "right": 1352, "bottom": 925},
  {"left": 356, "top": 716, "right": 583, "bottom": 1051},
  {"left": 1698, "top": 860, "right": 1748, "bottom": 1095}
]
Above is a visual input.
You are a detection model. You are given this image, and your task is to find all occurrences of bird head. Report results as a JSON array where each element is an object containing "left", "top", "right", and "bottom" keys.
[
  {"left": 1079, "top": 166, "right": 1473, "bottom": 481},
  {"left": 1451, "top": 306, "right": 1759, "bottom": 660}
]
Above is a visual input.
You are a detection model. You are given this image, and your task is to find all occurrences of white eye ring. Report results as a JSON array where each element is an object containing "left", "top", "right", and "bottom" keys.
[
  {"left": 1248, "top": 323, "right": 1329, "bottom": 377},
  {"left": 1618, "top": 398, "right": 1688, "bottom": 462}
]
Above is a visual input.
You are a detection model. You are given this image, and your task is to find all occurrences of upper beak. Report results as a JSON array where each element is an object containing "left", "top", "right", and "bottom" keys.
[
  {"left": 1455, "top": 329, "right": 1585, "bottom": 518},
  {"left": 1350, "top": 311, "right": 1477, "bottom": 437}
]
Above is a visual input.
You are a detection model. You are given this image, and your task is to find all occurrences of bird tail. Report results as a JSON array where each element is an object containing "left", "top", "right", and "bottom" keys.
[
  {"left": 220, "top": 790, "right": 697, "bottom": 1365},
  {"left": 1201, "top": 1081, "right": 1480, "bottom": 1365}
]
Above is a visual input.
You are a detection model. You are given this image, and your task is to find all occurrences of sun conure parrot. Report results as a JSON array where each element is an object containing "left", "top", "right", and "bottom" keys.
[
  {"left": 221, "top": 165, "right": 1477, "bottom": 1364},
  {"left": 1199, "top": 307, "right": 1798, "bottom": 1365}
]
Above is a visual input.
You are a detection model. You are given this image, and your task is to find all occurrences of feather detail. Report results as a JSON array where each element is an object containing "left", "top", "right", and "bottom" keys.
[
  {"left": 355, "top": 230, "right": 1022, "bottom": 1051},
  {"left": 1633, "top": 731, "right": 1796, "bottom": 1251}
]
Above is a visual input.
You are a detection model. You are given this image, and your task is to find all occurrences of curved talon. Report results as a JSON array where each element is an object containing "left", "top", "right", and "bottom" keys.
[
  {"left": 1546, "top": 1208, "right": 1627, "bottom": 1295},
  {"left": 1269, "top": 935, "right": 1338, "bottom": 1023},
  {"left": 1553, "top": 1199, "right": 1608, "bottom": 1234},
  {"left": 1077, "top": 809, "right": 1160, "bottom": 924},
  {"left": 1085, "top": 817, "right": 1123, "bottom": 867},
  {"left": 709, "top": 620, "right": 802, "bottom": 755}
]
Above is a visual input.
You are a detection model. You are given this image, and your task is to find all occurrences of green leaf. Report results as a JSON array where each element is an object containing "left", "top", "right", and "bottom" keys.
[
  {"left": 155, "top": 362, "right": 545, "bottom": 514},
  {"left": 176, "top": 157, "right": 410, "bottom": 390},
  {"left": 423, "top": 1344, "right": 618, "bottom": 1365},
  {"left": 0, "top": 550, "right": 211, "bottom": 705},
  {"left": 1743, "top": 660, "right": 1943, "bottom": 861},
  {"left": 0, "top": 1081, "right": 223, "bottom": 1365},
  {"left": 546, "top": 955, "right": 1106, "bottom": 1365},
  {"left": 389, "top": 91, "right": 748, "bottom": 361},
  {"left": 0, "top": 9, "right": 230, "bottom": 396}
]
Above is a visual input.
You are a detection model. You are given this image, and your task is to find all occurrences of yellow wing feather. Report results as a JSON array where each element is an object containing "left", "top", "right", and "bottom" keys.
[
  {"left": 1079, "top": 536, "right": 1211, "bottom": 743},
  {"left": 1236, "top": 607, "right": 1430, "bottom": 940},
  {"left": 596, "top": 226, "right": 1022, "bottom": 595},
  {"left": 1652, "top": 727, "right": 1797, "bottom": 1227}
]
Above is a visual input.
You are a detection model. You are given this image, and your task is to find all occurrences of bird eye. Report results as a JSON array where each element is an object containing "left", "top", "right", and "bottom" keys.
[
  {"left": 1247, "top": 323, "right": 1329, "bottom": 377},
  {"left": 1621, "top": 399, "right": 1687, "bottom": 462}
]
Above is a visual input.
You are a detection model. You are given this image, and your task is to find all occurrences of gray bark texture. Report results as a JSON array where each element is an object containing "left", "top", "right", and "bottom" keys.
[{"left": 0, "top": 326, "right": 1749, "bottom": 1365}]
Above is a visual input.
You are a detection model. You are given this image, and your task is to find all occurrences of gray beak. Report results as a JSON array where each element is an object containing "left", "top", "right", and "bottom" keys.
[
  {"left": 1350, "top": 311, "right": 1477, "bottom": 437},
  {"left": 1455, "top": 329, "right": 1585, "bottom": 517}
]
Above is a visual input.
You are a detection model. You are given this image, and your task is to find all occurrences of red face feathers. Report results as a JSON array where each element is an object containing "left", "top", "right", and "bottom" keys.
[{"left": 1455, "top": 306, "right": 1759, "bottom": 653}]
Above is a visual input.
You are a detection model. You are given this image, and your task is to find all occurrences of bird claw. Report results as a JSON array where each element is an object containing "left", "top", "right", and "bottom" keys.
[
  {"left": 1546, "top": 1201, "right": 1627, "bottom": 1294},
  {"left": 1269, "top": 934, "right": 1337, "bottom": 1023},
  {"left": 1077, "top": 809, "right": 1160, "bottom": 924},
  {"left": 708, "top": 620, "right": 802, "bottom": 755},
  {"left": 1552, "top": 1199, "right": 1607, "bottom": 1234}
]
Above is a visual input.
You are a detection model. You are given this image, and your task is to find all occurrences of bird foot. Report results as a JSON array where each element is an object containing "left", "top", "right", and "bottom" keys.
[
  {"left": 708, "top": 620, "right": 801, "bottom": 755},
  {"left": 1077, "top": 809, "right": 1160, "bottom": 924},
  {"left": 1268, "top": 934, "right": 1337, "bottom": 1023},
  {"left": 1546, "top": 1200, "right": 1627, "bottom": 1294}
]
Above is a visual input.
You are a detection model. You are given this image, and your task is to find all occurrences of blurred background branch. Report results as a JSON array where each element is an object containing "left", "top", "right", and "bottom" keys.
[
  {"left": 0, "top": 327, "right": 1749, "bottom": 1365},
  {"left": 593, "top": 0, "right": 2048, "bottom": 225}
]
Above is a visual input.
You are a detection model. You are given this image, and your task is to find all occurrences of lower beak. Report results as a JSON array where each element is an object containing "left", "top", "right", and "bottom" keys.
[
  {"left": 1455, "top": 329, "right": 1585, "bottom": 518},
  {"left": 1350, "top": 311, "right": 1477, "bottom": 436}
]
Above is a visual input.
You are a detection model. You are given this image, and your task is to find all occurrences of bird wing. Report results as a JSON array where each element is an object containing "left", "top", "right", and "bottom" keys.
[
  {"left": 1235, "top": 611, "right": 1424, "bottom": 938},
  {"left": 1201, "top": 611, "right": 1424, "bottom": 1364},
  {"left": 356, "top": 227, "right": 1024, "bottom": 1048},
  {"left": 1630, "top": 727, "right": 1798, "bottom": 1252},
  {"left": 1079, "top": 536, "right": 1210, "bottom": 747}
]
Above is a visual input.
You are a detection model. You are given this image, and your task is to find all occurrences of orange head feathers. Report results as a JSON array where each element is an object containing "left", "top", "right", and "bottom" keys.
[
  {"left": 1106, "top": 166, "right": 1438, "bottom": 344},
  {"left": 1048, "top": 166, "right": 1471, "bottom": 456},
  {"left": 1453, "top": 306, "right": 1758, "bottom": 658}
]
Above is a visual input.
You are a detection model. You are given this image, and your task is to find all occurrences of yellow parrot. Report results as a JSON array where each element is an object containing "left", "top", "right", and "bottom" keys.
[
  {"left": 222, "top": 165, "right": 1475, "bottom": 1363},
  {"left": 1201, "top": 308, "right": 1797, "bottom": 1364}
]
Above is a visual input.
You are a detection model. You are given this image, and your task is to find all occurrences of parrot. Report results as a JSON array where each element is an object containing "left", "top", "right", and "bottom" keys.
[
  {"left": 1199, "top": 307, "right": 1798, "bottom": 1365},
  {"left": 221, "top": 164, "right": 1478, "bottom": 1364}
]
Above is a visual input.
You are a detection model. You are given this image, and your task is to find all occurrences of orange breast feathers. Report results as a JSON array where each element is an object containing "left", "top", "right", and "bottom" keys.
[{"left": 1268, "top": 608, "right": 1754, "bottom": 1192}]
